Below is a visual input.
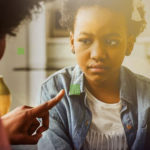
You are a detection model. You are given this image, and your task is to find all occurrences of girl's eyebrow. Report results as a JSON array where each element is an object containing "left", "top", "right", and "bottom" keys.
[
  {"left": 105, "top": 33, "right": 121, "bottom": 37},
  {"left": 79, "top": 32, "right": 94, "bottom": 36},
  {"left": 79, "top": 32, "right": 121, "bottom": 37}
]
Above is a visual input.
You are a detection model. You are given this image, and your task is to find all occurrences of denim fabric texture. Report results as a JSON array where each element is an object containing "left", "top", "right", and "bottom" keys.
[{"left": 38, "top": 65, "right": 150, "bottom": 150}]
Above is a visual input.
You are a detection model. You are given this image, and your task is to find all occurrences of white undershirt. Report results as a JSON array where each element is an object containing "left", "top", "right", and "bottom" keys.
[{"left": 84, "top": 87, "right": 128, "bottom": 150}]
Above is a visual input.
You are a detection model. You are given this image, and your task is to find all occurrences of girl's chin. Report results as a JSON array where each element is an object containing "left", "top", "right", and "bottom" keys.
[{"left": 86, "top": 74, "right": 108, "bottom": 83}]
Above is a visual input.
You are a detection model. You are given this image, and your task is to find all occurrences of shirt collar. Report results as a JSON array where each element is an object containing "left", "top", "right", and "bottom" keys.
[
  {"left": 69, "top": 65, "right": 84, "bottom": 96},
  {"left": 120, "top": 66, "right": 136, "bottom": 105},
  {"left": 69, "top": 65, "right": 137, "bottom": 106}
]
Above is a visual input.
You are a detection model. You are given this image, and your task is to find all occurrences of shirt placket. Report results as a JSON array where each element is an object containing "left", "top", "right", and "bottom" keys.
[{"left": 120, "top": 100, "right": 137, "bottom": 150}]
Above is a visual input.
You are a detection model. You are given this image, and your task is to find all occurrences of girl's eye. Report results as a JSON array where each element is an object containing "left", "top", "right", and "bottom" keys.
[
  {"left": 105, "top": 39, "right": 120, "bottom": 46},
  {"left": 79, "top": 39, "right": 92, "bottom": 45}
]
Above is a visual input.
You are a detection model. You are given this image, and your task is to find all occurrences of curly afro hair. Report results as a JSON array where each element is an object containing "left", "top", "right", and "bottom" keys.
[
  {"left": 0, "top": 0, "right": 53, "bottom": 38},
  {"left": 60, "top": 0, "right": 147, "bottom": 38}
]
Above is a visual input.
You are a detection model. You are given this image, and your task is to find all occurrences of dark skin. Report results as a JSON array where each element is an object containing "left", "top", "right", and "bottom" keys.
[
  {"left": 85, "top": 74, "right": 120, "bottom": 103},
  {"left": 0, "top": 37, "right": 65, "bottom": 144},
  {"left": 1, "top": 90, "right": 65, "bottom": 144},
  {"left": 70, "top": 6, "right": 135, "bottom": 104}
]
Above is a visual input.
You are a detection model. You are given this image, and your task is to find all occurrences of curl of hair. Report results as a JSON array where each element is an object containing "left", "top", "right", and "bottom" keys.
[
  {"left": 60, "top": 0, "right": 147, "bottom": 38},
  {"left": 0, "top": 0, "right": 51, "bottom": 38}
]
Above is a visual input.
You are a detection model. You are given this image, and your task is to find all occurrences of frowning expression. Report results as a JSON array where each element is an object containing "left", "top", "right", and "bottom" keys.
[{"left": 70, "top": 6, "right": 134, "bottom": 83}]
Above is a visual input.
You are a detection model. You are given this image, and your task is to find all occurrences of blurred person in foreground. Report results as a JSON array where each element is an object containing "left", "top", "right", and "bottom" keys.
[{"left": 0, "top": 0, "right": 65, "bottom": 149}]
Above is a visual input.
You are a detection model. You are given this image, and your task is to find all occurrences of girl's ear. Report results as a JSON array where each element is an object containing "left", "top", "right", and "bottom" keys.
[
  {"left": 70, "top": 32, "right": 75, "bottom": 54},
  {"left": 126, "top": 36, "right": 135, "bottom": 56}
]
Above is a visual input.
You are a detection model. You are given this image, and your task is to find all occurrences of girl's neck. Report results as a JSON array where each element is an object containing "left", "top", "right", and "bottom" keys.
[{"left": 85, "top": 73, "right": 120, "bottom": 104}]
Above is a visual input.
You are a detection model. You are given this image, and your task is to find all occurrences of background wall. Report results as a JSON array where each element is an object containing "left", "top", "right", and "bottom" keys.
[
  {"left": 123, "top": 0, "right": 150, "bottom": 77},
  {"left": 0, "top": 24, "right": 29, "bottom": 109}
]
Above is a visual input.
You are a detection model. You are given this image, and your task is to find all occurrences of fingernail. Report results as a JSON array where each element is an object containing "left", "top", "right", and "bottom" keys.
[
  {"left": 58, "top": 89, "right": 64, "bottom": 95},
  {"left": 60, "top": 89, "right": 64, "bottom": 93}
]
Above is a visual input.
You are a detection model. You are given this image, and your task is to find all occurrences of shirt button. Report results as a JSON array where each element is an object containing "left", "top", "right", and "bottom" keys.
[
  {"left": 126, "top": 124, "right": 132, "bottom": 130},
  {"left": 85, "top": 120, "right": 89, "bottom": 126}
]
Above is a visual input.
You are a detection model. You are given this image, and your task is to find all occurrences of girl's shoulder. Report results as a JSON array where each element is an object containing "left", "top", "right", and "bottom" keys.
[
  {"left": 41, "top": 65, "right": 83, "bottom": 91},
  {"left": 122, "top": 66, "right": 150, "bottom": 85},
  {"left": 42, "top": 65, "right": 77, "bottom": 84},
  {"left": 121, "top": 66, "right": 150, "bottom": 100}
]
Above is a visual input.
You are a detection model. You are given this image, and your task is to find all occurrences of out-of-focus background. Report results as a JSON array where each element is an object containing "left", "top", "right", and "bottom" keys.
[{"left": 0, "top": 0, "right": 150, "bottom": 110}]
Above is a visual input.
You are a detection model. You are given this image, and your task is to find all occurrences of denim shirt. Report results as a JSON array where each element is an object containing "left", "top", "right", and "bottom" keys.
[{"left": 38, "top": 65, "right": 150, "bottom": 150}]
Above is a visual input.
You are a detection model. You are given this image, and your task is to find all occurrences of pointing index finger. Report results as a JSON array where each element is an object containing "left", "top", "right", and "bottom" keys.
[{"left": 31, "top": 89, "right": 65, "bottom": 117}]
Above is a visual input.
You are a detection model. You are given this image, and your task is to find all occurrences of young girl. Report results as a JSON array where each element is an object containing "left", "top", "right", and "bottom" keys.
[{"left": 38, "top": 0, "right": 150, "bottom": 150}]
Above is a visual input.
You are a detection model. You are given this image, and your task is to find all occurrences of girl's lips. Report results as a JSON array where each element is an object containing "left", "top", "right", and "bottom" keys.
[
  {"left": 88, "top": 64, "right": 108, "bottom": 73},
  {"left": 89, "top": 67, "right": 107, "bottom": 73}
]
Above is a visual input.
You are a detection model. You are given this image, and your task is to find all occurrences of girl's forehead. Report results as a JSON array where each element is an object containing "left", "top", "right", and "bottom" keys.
[
  {"left": 76, "top": 6, "right": 126, "bottom": 24},
  {"left": 74, "top": 6, "right": 127, "bottom": 35}
]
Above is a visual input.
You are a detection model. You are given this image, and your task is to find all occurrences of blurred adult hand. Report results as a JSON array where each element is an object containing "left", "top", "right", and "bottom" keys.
[{"left": 1, "top": 89, "right": 65, "bottom": 144}]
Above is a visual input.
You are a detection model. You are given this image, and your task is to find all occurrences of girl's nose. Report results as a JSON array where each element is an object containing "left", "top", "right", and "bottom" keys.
[{"left": 90, "top": 42, "right": 106, "bottom": 61}]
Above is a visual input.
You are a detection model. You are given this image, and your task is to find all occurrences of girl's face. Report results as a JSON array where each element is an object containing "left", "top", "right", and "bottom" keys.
[{"left": 70, "top": 6, "right": 134, "bottom": 83}]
